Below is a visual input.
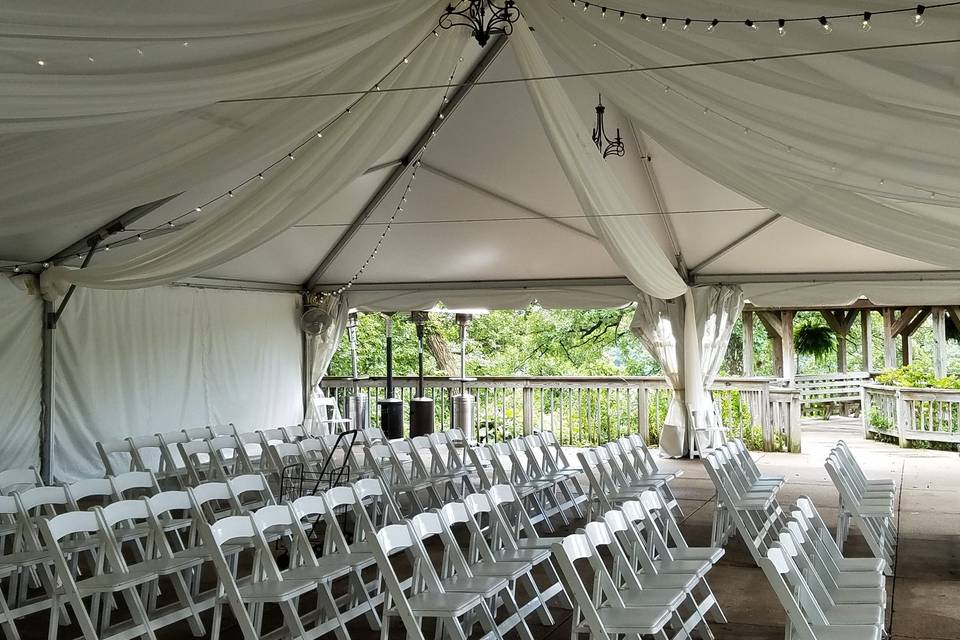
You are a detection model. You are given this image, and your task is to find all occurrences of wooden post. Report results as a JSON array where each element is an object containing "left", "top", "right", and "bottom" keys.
[
  {"left": 522, "top": 385, "right": 534, "bottom": 435},
  {"left": 932, "top": 307, "right": 947, "bottom": 377},
  {"left": 742, "top": 311, "right": 754, "bottom": 376},
  {"left": 861, "top": 383, "right": 871, "bottom": 438},
  {"left": 757, "top": 312, "right": 784, "bottom": 378},
  {"left": 861, "top": 310, "right": 873, "bottom": 373},
  {"left": 901, "top": 333, "right": 911, "bottom": 366},
  {"left": 895, "top": 389, "right": 908, "bottom": 448},
  {"left": 638, "top": 386, "right": 650, "bottom": 445},
  {"left": 882, "top": 309, "right": 896, "bottom": 369},
  {"left": 781, "top": 310, "right": 795, "bottom": 382}
]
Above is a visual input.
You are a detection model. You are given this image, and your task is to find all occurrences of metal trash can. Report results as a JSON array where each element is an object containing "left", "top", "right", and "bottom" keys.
[
  {"left": 451, "top": 393, "right": 474, "bottom": 440},
  {"left": 345, "top": 393, "right": 369, "bottom": 431}
]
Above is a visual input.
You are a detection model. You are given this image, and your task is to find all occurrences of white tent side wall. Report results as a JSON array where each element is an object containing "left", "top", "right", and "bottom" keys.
[
  {"left": 0, "top": 278, "right": 42, "bottom": 470},
  {"left": 53, "top": 286, "right": 303, "bottom": 481}
]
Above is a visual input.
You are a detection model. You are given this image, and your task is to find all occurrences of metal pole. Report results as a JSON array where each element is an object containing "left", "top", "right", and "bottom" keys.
[
  {"left": 384, "top": 313, "right": 394, "bottom": 399},
  {"left": 347, "top": 312, "right": 360, "bottom": 393},
  {"left": 40, "top": 301, "right": 56, "bottom": 483}
]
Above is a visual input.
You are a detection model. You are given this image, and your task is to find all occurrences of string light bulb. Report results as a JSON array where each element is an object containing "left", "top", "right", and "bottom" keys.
[
  {"left": 914, "top": 4, "right": 925, "bottom": 26},
  {"left": 778, "top": 19, "right": 786, "bottom": 36},
  {"left": 36, "top": 59, "right": 46, "bottom": 66},
  {"left": 682, "top": 18, "right": 691, "bottom": 31},
  {"left": 194, "top": 206, "right": 202, "bottom": 213},
  {"left": 137, "top": 234, "right": 143, "bottom": 241},
  {"left": 583, "top": 2, "right": 589, "bottom": 12},
  {"left": 660, "top": 17, "right": 668, "bottom": 30},
  {"left": 42, "top": 262, "right": 50, "bottom": 269},
  {"left": 861, "top": 12, "right": 872, "bottom": 31},
  {"left": 818, "top": 16, "right": 832, "bottom": 32},
  {"left": 600, "top": 7, "right": 606, "bottom": 19},
  {"left": 13, "top": 266, "right": 20, "bottom": 273},
  {"left": 287, "top": 152, "right": 295, "bottom": 160},
  {"left": 744, "top": 19, "right": 757, "bottom": 30},
  {"left": 707, "top": 18, "right": 719, "bottom": 32},
  {"left": 619, "top": 11, "right": 625, "bottom": 22}
]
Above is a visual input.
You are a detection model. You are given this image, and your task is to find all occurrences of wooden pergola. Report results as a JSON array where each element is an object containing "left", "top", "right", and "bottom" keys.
[{"left": 742, "top": 302, "right": 960, "bottom": 380}]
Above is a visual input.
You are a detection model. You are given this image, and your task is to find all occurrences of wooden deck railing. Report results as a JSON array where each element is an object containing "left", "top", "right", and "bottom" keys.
[
  {"left": 320, "top": 376, "right": 801, "bottom": 452},
  {"left": 862, "top": 383, "right": 960, "bottom": 446}
]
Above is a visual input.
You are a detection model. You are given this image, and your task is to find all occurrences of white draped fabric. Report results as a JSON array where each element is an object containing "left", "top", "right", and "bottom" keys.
[
  {"left": 523, "top": 0, "right": 960, "bottom": 268},
  {"left": 511, "top": 16, "right": 687, "bottom": 300},
  {"left": 54, "top": 287, "right": 303, "bottom": 480},
  {"left": 0, "top": 277, "right": 42, "bottom": 470},
  {"left": 631, "top": 285, "right": 743, "bottom": 457},
  {"left": 303, "top": 294, "right": 349, "bottom": 428},
  {"left": 741, "top": 280, "right": 960, "bottom": 308}
]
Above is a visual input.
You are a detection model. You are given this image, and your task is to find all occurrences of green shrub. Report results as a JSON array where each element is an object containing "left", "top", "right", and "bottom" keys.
[
  {"left": 875, "top": 364, "right": 960, "bottom": 389},
  {"left": 868, "top": 408, "right": 893, "bottom": 432}
]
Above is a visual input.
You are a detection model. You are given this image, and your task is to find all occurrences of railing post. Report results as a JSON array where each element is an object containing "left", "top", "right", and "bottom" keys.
[
  {"left": 789, "top": 392, "right": 802, "bottom": 453},
  {"left": 762, "top": 387, "right": 774, "bottom": 452},
  {"left": 894, "top": 389, "right": 907, "bottom": 448},
  {"left": 522, "top": 385, "right": 534, "bottom": 435},
  {"left": 638, "top": 385, "right": 650, "bottom": 445},
  {"left": 861, "top": 384, "right": 871, "bottom": 439}
]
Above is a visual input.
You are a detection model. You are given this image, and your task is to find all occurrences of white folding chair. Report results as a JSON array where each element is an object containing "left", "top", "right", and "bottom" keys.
[
  {"left": 551, "top": 533, "right": 686, "bottom": 639},
  {"left": 0, "top": 469, "right": 42, "bottom": 496},
  {"left": 41, "top": 511, "right": 159, "bottom": 640},
  {"left": 759, "top": 547, "right": 882, "bottom": 640}
]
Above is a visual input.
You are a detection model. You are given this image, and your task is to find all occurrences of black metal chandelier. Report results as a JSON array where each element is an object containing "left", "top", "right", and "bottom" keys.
[
  {"left": 439, "top": 0, "right": 520, "bottom": 47},
  {"left": 591, "top": 95, "right": 624, "bottom": 159}
]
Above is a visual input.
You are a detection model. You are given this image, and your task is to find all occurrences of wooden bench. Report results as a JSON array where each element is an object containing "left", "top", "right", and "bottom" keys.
[{"left": 795, "top": 372, "right": 871, "bottom": 418}]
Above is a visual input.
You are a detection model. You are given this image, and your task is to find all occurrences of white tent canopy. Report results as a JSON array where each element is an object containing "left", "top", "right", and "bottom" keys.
[{"left": 3, "top": 0, "right": 960, "bottom": 472}]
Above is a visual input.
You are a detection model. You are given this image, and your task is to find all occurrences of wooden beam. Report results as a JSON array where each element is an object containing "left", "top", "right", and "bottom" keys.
[
  {"left": 861, "top": 310, "right": 873, "bottom": 373},
  {"left": 781, "top": 310, "right": 795, "bottom": 382},
  {"left": 756, "top": 311, "right": 783, "bottom": 339},
  {"left": 890, "top": 307, "right": 923, "bottom": 336},
  {"left": 882, "top": 308, "right": 897, "bottom": 369},
  {"left": 932, "top": 307, "right": 947, "bottom": 377},
  {"left": 742, "top": 310, "right": 754, "bottom": 376},
  {"left": 902, "top": 333, "right": 911, "bottom": 366},
  {"left": 903, "top": 308, "right": 930, "bottom": 338},
  {"left": 946, "top": 306, "right": 960, "bottom": 333}
]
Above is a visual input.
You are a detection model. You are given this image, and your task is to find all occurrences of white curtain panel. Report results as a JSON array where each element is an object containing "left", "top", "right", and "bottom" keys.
[
  {"left": 0, "top": 277, "right": 42, "bottom": 470},
  {"left": 742, "top": 280, "right": 960, "bottom": 308},
  {"left": 53, "top": 286, "right": 303, "bottom": 481},
  {"left": 302, "top": 293, "right": 349, "bottom": 427},
  {"left": 523, "top": 0, "right": 960, "bottom": 267},
  {"left": 630, "top": 294, "right": 686, "bottom": 456},
  {"left": 37, "top": 22, "right": 466, "bottom": 292},
  {"left": 631, "top": 285, "right": 743, "bottom": 457},
  {"left": 512, "top": 15, "right": 687, "bottom": 299}
]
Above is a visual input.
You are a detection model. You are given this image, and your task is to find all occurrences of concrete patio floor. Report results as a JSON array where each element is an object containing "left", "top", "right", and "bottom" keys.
[{"left": 633, "top": 417, "right": 960, "bottom": 640}]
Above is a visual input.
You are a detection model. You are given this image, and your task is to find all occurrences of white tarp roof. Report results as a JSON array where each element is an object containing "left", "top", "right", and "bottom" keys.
[{"left": 3, "top": 1, "right": 960, "bottom": 309}]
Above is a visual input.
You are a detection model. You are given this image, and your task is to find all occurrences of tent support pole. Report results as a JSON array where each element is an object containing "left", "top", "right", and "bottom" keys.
[
  {"left": 304, "top": 35, "right": 508, "bottom": 290},
  {"left": 39, "top": 240, "right": 99, "bottom": 482}
]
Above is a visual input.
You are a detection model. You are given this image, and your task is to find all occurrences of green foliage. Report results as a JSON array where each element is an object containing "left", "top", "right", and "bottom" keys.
[
  {"left": 874, "top": 364, "right": 960, "bottom": 389},
  {"left": 868, "top": 407, "right": 893, "bottom": 432},
  {"left": 794, "top": 318, "right": 836, "bottom": 361}
]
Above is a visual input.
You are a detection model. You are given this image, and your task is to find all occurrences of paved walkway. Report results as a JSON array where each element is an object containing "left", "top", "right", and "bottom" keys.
[{"left": 638, "top": 417, "right": 960, "bottom": 640}]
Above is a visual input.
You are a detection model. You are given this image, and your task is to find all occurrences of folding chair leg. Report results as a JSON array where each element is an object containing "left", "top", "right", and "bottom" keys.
[
  {"left": 120, "top": 587, "right": 157, "bottom": 640},
  {"left": 0, "top": 595, "right": 21, "bottom": 640},
  {"left": 318, "top": 583, "right": 351, "bottom": 640},
  {"left": 521, "top": 572, "right": 554, "bottom": 626}
]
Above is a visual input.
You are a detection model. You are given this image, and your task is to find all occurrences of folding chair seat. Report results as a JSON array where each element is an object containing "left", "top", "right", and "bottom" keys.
[
  {"left": 760, "top": 547, "right": 881, "bottom": 640},
  {"left": 551, "top": 533, "right": 688, "bottom": 640},
  {"left": 42, "top": 511, "right": 159, "bottom": 640},
  {"left": 200, "top": 515, "right": 321, "bottom": 640},
  {"left": 360, "top": 520, "right": 500, "bottom": 640}
]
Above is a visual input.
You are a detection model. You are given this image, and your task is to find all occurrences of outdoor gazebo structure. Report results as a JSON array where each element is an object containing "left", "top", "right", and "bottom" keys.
[{"left": 2, "top": 1, "right": 960, "bottom": 479}]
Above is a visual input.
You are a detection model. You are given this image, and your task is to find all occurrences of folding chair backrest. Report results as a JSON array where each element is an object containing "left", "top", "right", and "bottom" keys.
[
  {"left": 295, "top": 491, "right": 353, "bottom": 555},
  {"left": 228, "top": 473, "right": 275, "bottom": 513},
  {"left": 351, "top": 477, "right": 401, "bottom": 526},
  {"left": 97, "top": 439, "right": 135, "bottom": 475},
  {"left": 179, "top": 439, "right": 219, "bottom": 485},
  {"left": 259, "top": 428, "right": 289, "bottom": 447},
  {"left": 209, "top": 435, "right": 254, "bottom": 477},
  {"left": 487, "top": 483, "right": 540, "bottom": 541},
  {"left": 759, "top": 548, "right": 820, "bottom": 640},
  {"left": 188, "top": 481, "right": 236, "bottom": 522},
  {"left": 182, "top": 427, "right": 213, "bottom": 441},
  {"left": 281, "top": 425, "right": 308, "bottom": 442},
  {"left": 551, "top": 534, "right": 610, "bottom": 637},
  {"left": 65, "top": 478, "right": 116, "bottom": 508},
  {"left": 208, "top": 424, "right": 236, "bottom": 438},
  {"left": 111, "top": 471, "right": 160, "bottom": 499}
]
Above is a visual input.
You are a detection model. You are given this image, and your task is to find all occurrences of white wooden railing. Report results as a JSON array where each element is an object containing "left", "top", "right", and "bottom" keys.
[
  {"left": 320, "top": 376, "right": 802, "bottom": 452},
  {"left": 795, "top": 372, "right": 872, "bottom": 408},
  {"left": 862, "top": 383, "right": 960, "bottom": 446}
]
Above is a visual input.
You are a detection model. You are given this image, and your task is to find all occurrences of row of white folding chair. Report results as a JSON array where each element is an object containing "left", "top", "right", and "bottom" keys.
[
  {"left": 759, "top": 504, "right": 887, "bottom": 640},
  {"left": 198, "top": 480, "right": 401, "bottom": 640},
  {"left": 825, "top": 445, "right": 896, "bottom": 574},
  {"left": 551, "top": 498, "right": 726, "bottom": 640},
  {"left": 702, "top": 446, "right": 787, "bottom": 563},
  {"left": 0, "top": 470, "right": 275, "bottom": 640},
  {"left": 612, "top": 435, "right": 683, "bottom": 516},
  {"left": 508, "top": 434, "right": 588, "bottom": 520},
  {"left": 576, "top": 437, "right": 680, "bottom": 522},
  {"left": 97, "top": 424, "right": 311, "bottom": 488},
  {"left": 359, "top": 482, "right": 571, "bottom": 640}
]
